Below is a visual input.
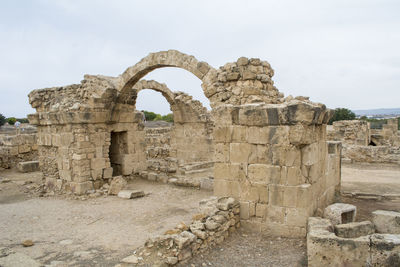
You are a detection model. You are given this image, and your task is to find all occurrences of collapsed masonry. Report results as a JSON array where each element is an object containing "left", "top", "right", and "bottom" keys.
[
  {"left": 0, "top": 126, "right": 38, "bottom": 169},
  {"left": 328, "top": 119, "right": 400, "bottom": 164},
  {"left": 28, "top": 50, "right": 340, "bottom": 236},
  {"left": 308, "top": 203, "right": 400, "bottom": 266}
]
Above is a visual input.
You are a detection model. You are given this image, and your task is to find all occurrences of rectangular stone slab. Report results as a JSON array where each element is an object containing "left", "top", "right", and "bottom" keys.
[
  {"left": 117, "top": 190, "right": 145, "bottom": 199},
  {"left": 17, "top": 161, "right": 39, "bottom": 173}
]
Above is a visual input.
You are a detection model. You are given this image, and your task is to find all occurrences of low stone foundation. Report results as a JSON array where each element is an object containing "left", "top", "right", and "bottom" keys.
[
  {"left": 342, "top": 145, "right": 400, "bottom": 164},
  {"left": 119, "top": 197, "right": 240, "bottom": 266},
  {"left": 0, "top": 132, "right": 38, "bottom": 169},
  {"left": 307, "top": 206, "right": 400, "bottom": 267}
]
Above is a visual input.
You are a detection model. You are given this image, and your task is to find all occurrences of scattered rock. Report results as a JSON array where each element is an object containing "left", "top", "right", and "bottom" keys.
[
  {"left": 121, "top": 255, "right": 139, "bottom": 264},
  {"left": 166, "top": 256, "right": 178, "bottom": 265},
  {"left": 205, "top": 218, "right": 221, "bottom": 230},
  {"left": 117, "top": 190, "right": 145, "bottom": 199},
  {"left": 108, "top": 176, "right": 127, "bottom": 195},
  {"left": 22, "top": 240, "right": 34, "bottom": 247},
  {"left": 216, "top": 197, "right": 238, "bottom": 211},
  {"left": 59, "top": 239, "right": 73, "bottom": 245}
]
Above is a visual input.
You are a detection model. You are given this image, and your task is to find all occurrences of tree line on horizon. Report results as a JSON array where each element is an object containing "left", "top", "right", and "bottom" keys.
[
  {"left": 142, "top": 111, "right": 173, "bottom": 123},
  {"left": 329, "top": 108, "right": 400, "bottom": 130},
  {"left": 0, "top": 113, "right": 29, "bottom": 126}
]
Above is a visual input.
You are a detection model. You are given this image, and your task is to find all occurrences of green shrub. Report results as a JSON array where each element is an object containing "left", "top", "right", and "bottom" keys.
[
  {"left": 143, "top": 110, "right": 174, "bottom": 122},
  {"left": 161, "top": 113, "right": 174, "bottom": 123},
  {"left": 143, "top": 111, "right": 157, "bottom": 121},
  {"left": 7, "top": 117, "right": 16, "bottom": 125},
  {"left": 0, "top": 113, "right": 5, "bottom": 126},
  {"left": 17, "top": 118, "right": 29, "bottom": 123},
  {"left": 329, "top": 108, "right": 356, "bottom": 125}
]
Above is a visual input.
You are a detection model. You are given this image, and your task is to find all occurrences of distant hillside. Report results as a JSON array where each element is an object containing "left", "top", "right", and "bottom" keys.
[{"left": 352, "top": 108, "right": 400, "bottom": 116}]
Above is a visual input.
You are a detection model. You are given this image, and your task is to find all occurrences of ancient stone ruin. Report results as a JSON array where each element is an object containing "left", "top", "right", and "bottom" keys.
[
  {"left": 25, "top": 50, "right": 341, "bottom": 239},
  {"left": 308, "top": 203, "right": 400, "bottom": 266},
  {"left": 328, "top": 118, "right": 400, "bottom": 164}
]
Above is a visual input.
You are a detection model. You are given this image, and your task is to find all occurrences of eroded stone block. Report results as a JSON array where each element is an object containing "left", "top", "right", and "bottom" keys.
[
  {"left": 372, "top": 210, "right": 400, "bottom": 234},
  {"left": 334, "top": 221, "right": 375, "bottom": 238},
  {"left": 17, "top": 161, "right": 39, "bottom": 173},
  {"left": 117, "top": 190, "right": 145, "bottom": 199},
  {"left": 323, "top": 203, "right": 356, "bottom": 225}
]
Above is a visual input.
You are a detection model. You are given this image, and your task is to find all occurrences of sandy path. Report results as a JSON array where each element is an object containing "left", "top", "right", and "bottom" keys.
[{"left": 0, "top": 172, "right": 212, "bottom": 266}]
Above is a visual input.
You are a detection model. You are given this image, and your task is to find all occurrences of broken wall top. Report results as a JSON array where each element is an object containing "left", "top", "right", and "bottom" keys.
[{"left": 28, "top": 50, "right": 333, "bottom": 126}]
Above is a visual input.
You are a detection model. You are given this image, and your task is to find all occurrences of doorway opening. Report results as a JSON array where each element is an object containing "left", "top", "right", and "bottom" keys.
[{"left": 109, "top": 131, "right": 128, "bottom": 177}]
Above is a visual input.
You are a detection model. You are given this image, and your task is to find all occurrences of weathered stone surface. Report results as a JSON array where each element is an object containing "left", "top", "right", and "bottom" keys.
[
  {"left": 117, "top": 190, "right": 145, "bottom": 199},
  {"left": 216, "top": 197, "right": 238, "bottom": 211},
  {"left": 25, "top": 49, "right": 340, "bottom": 239},
  {"left": 121, "top": 255, "right": 139, "bottom": 264},
  {"left": 370, "top": 234, "right": 400, "bottom": 266},
  {"left": 108, "top": 176, "right": 127, "bottom": 195},
  {"left": 22, "top": 240, "right": 34, "bottom": 247},
  {"left": 372, "top": 210, "right": 400, "bottom": 234},
  {"left": 307, "top": 217, "right": 400, "bottom": 267},
  {"left": 17, "top": 161, "right": 39, "bottom": 173},
  {"left": 323, "top": 203, "right": 356, "bottom": 225},
  {"left": 132, "top": 196, "right": 240, "bottom": 266},
  {"left": 334, "top": 221, "right": 375, "bottom": 238}
]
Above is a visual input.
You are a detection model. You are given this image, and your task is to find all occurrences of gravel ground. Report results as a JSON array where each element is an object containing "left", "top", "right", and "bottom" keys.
[{"left": 180, "top": 229, "right": 307, "bottom": 267}]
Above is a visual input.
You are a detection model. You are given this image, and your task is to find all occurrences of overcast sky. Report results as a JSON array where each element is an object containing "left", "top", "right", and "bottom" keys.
[{"left": 1, "top": 0, "right": 399, "bottom": 117}]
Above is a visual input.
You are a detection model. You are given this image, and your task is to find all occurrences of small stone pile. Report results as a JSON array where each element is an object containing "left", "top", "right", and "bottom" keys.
[{"left": 120, "top": 197, "right": 240, "bottom": 266}]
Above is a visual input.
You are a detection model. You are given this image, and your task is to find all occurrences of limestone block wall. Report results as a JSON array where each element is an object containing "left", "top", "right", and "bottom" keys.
[
  {"left": 0, "top": 132, "right": 38, "bottom": 169},
  {"left": 307, "top": 216, "right": 400, "bottom": 266},
  {"left": 144, "top": 126, "right": 177, "bottom": 175},
  {"left": 212, "top": 100, "right": 337, "bottom": 237},
  {"left": 172, "top": 122, "right": 214, "bottom": 165},
  {"left": 29, "top": 108, "right": 146, "bottom": 194},
  {"left": 327, "top": 120, "right": 370, "bottom": 146},
  {"left": 381, "top": 118, "right": 400, "bottom": 146},
  {"left": 343, "top": 145, "right": 400, "bottom": 164}
]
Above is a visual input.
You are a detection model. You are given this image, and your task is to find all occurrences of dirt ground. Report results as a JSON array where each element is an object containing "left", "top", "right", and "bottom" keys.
[
  {"left": 1, "top": 162, "right": 400, "bottom": 267},
  {"left": 181, "top": 230, "right": 307, "bottom": 267},
  {"left": 0, "top": 170, "right": 211, "bottom": 266},
  {"left": 341, "top": 162, "right": 400, "bottom": 196}
]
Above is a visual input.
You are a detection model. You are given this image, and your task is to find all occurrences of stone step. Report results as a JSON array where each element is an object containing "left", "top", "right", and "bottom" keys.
[{"left": 181, "top": 161, "right": 214, "bottom": 171}]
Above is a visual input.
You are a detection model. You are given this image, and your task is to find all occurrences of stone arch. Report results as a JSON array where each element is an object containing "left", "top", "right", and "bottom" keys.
[
  {"left": 117, "top": 50, "right": 216, "bottom": 104},
  {"left": 126, "top": 79, "right": 212, "bottom": 124},
  {"left": 132, "top": 80, "right": 176, "bottom": 107}
]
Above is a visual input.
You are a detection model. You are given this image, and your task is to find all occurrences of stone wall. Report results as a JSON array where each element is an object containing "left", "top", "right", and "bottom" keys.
[
  {"left": 327, "top": 120, "right": 370, "bottom": 146},
  {"left": 307, "top": 216, "right": 400, "bottom": 266},
  {"left": 127, "top": 197, "right": 240, "bottom": 266},
  {"left": 212, "top": 100, "right": 339, "bottom": 237},
  {"left": 371, "top": 118, "right": 400, "bottom": 146},
  {"left": 144, "top": 126, "right": 176, "bottom": 177},
  {"left": 342, "top": 145, "right": 400, "bottom": 164},
  {"left": 0, "top": 131, "right": 38, "bottom": 169},
  {"left": 327, "top": 119, "right": 400, "bottom": 164},
  {"left": 28, "top": 50, "right": 339, "bottom": 236}
]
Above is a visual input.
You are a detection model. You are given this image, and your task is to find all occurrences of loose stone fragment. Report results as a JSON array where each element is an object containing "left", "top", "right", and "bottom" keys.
[
  {"left": 22, "top": 240, "right": 34, "bottom": 247},
  {"left": 117, "top": 190, "right": 145, "bottom": 199}
]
